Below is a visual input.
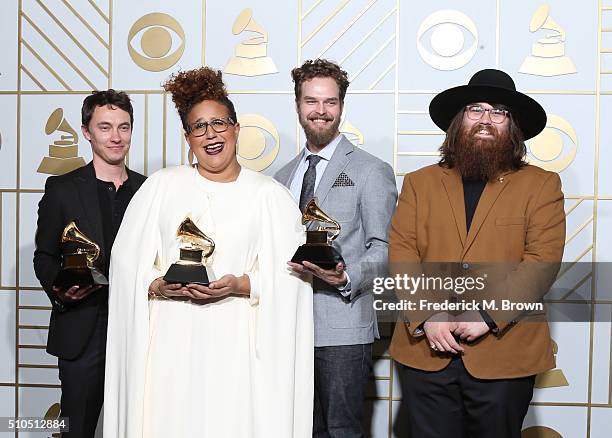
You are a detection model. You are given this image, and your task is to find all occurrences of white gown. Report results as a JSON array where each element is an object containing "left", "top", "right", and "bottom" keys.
[{"left": 103, "top": 166, "right": 313, "bottom": 438}]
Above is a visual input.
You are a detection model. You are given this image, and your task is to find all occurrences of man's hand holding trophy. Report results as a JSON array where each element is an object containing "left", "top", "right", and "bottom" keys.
[
  {"left": 289, "top": 198, "right": 347, "bottom": 288},
  {"left": 52, "top": 221, "right": 106, "bottom": 302}
]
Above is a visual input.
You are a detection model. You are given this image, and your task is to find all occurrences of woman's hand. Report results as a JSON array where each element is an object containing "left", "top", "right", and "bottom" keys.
[
  {"left": 184, "top": 274, "right": 250, "bottom": 300},
  {"left": 148, "top": 277, "right": 185, "bottom": 298}
]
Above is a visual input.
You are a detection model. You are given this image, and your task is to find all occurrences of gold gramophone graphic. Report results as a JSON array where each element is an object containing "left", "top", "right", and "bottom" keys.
[
  {"left": 339, "top": 113, "right": 364, "bottom": 146},
  {"left": 37, "top": 108, "right": 86, "bottom": 175},
  {"left": 164, "top": 216, "right": 215, "bottom": 285},
  {"left": 44, "top": 403, "right": 63, "bottom": 437},
  {"left": 54, "top": 221, "right": 108, "bottom": 288},
  {"left": 534, "top": 339, "right": 569, "bottom": 388},
  {"left": 519, "top": 4, "right": 576, "bottom": 76},
  {"left": 224, "top": 8, "right": 278, "bottom": 76},
  {"left": 291, "top": 198, "right": 344, "bottom": 270},
  {"left": 522, "top": 426, "right": 563, "bottom": 438}
]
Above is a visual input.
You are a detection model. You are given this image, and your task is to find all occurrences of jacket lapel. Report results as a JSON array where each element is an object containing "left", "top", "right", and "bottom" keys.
[
  {"left": 440, "top": 168, "right": 467, "bottom": 247},
  {"left": 314, "top": 136, "right": 353, "bottom": 205},
  {"left": 462, "top": 170, "right": 513, "bottom": 257},
  {"left": 73, "top": 162, "right": 105, "bottom": 251},
  {"left": 282, "top": 153, "right": 304, "bottom": 188}
]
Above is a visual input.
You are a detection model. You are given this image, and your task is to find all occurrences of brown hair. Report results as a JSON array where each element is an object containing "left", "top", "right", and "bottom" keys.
[
  {"left": 162, "top": 67, "right": 237, "bottom": 131},
  {"left": 82, "top": 89, "right": 133, "bottom": 128},
  {"left": 291, "top": 59, "right": 350, "bottom": 102},
  {"left": 438, "top": 106, "right": 528, "bottom": 170}
]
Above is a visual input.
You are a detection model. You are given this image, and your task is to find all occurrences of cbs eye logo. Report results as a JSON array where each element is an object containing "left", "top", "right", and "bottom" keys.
[
  {"left": 236, "top": 114, "right": 280, "bottom": 172},
  {"left": 127, "top": 13, "right": 185, "bottom": 72},
  {"left": 527, "top": 114, "right": 577, "bottom": 173},
  {"left": 416, "top": 10, "right": 478, "bottom": 71}
]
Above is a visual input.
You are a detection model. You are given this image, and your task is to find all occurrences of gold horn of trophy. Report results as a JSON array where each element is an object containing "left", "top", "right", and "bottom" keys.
[
  {"left": 163, "top": 216, "right": 215, "bottom": 285},
  {"left": 291, "top": 198, "right": 344, "bottom": 270},
  {"left": 54, "top": 221, "right": 108, "bottom": 287}
]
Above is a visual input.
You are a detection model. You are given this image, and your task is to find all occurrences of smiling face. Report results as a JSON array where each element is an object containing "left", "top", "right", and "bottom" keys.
[
  {"left": 185, "top": 99, "right": 241, "bottom": 182},
  {"left": 82, "top": 105, "right": 132, "bottom": 167},
  {"left": 296, "top": 76, "right": 342, "bottom": 152},
  {"left": 462, "top": 101, "right": 509, "bottom": 141}
]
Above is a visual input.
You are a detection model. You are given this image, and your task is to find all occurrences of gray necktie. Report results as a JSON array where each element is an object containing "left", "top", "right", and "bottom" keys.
[{"left": 299, "top": 155, "right": 322, "bottom": 213}]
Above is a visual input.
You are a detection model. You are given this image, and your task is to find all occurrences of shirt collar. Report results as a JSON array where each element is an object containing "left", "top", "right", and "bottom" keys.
[{"left": 302, "top": 133, "right": 343, "bottom": 163}]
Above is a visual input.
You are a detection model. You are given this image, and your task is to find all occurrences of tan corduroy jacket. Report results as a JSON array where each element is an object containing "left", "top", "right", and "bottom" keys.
[{"left": 388, "top": 164, "right": 566, "bottom": 379}]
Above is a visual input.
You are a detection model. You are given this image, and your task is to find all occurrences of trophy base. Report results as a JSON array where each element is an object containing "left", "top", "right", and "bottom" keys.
[
  {"left": 291, "top": 244, "right": 344, "bottom": 270},
  {"left": 164, "top": 263, "right": 210, "bottom": 286},
  {"left": 54, "top": 266, "right": 108, "bottom": 288}
]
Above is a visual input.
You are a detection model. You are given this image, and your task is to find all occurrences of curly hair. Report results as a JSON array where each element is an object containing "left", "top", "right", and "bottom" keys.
[
  {"left": 291, "top": 59, "right": 350, "bottom": 103},
  {"left": 162, "top": 67, "right": 237, "bottom": 131}
]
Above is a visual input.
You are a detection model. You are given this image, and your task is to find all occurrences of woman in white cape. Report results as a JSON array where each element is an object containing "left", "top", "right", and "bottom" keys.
[{"left": 103, "top": 67, "right": 313, "bottom": 437}]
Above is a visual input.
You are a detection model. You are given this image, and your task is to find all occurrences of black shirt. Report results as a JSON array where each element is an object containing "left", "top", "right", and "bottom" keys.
[
  {"left": 96, "top": 177, "right": 137, "bottom": 277},
  {"left": 463, "top": 179, "right": 486, "bottom": 231}
]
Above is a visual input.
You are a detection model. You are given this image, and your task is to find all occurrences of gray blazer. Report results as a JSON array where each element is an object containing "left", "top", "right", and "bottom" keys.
[{"left": 275, "top": 135, "right": 398, "bottom": 346}]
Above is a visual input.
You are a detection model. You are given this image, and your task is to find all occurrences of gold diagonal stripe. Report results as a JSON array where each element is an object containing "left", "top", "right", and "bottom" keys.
[
  {"left": 565, "top": 198, "right": 584, "bottom": 216},
  {"left": 557, "top": 245, "right": 594, "bottom": 279},
  {"left": 302, "top": 0, "right": 325, "bottom": 20},
  {"left": 21, "top": 38, "right": 72, "bottom": 90},
  {"left": 302, "top": 0, "right": 351, "bottom": 47},
  {"left": 62, "top": 0, "right": 109, "bottom": 49},
  {"left": 350, "top": 34, "right": 395, "bottom": 82},
  {"left": 368, "top": 62, "right": 395, "bottom": 90},
  {"left": 316, "top": 0, "right": 378, "bottom": 59},
  {"left": 88, "top": 0, "right": 109, "bottom": 24},
  {"left": 559, "top": 271, "right": 592, "bottom": 301},
  {"left": 565, "top": 216, "right": 594, "bottom": 245},
  {"left": 20, "top": 65, "right": 48, "bottom": 91},
  {"left": 339, "top": 7, "right": 396, "bottom": 65},
  {"left": 35, "top": 0, "right": 109, "bottom": 77},
  {"left": 22, "top": 12, "right": 97, "bottom": 90}
]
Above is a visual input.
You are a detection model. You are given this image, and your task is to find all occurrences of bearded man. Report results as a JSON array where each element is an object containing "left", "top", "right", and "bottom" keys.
[
  {"left": 388, "top": 69, "right": 566, "bottom": 438},
  {"left": 275, "top": 59, "right": 397, "bottom": 438}
]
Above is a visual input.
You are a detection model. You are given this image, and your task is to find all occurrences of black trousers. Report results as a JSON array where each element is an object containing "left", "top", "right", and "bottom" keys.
[
  {"left": 57, "top": 308, "right": 107, "bottom": 437},
  {"left": 399, "top": 357, "right": 535, "bottom": 438},
  {"left": 313, "top": 344, "right": 373, "bottom": 438}
]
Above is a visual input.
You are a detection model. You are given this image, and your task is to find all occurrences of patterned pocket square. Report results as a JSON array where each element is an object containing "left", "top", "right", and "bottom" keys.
[{"left": 332, "top": 172, "right": 355, "bottom": 187}]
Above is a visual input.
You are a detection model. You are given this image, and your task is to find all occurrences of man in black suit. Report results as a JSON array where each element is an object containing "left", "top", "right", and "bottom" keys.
[{"left": 33, "top": 90, "right": 146, "bottom": 437}]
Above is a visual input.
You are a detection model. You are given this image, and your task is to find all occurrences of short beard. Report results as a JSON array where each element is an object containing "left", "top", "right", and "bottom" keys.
[
  {"left": 455, "top": 123, "right": 514, "bottom": 181},
  {"left": 299, "top": 112, "right": 341, "bottom": 148}
]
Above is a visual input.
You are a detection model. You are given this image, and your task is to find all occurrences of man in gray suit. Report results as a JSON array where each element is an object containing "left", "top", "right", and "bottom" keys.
[{"left": 275, "top": 59, "right": 397, "bottom": 438}]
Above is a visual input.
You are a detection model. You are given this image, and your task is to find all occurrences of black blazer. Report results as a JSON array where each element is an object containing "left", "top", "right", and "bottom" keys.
[{"left": 33, "top": 162, "right": 146, "bottom": 360}]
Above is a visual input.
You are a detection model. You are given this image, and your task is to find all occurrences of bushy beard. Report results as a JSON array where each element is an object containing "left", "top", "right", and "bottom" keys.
[
  {"left": 299, "top": 112, "right": 341, "bottom": 148},
  {"left": 454, "top": 123, "right": 514, "bottom": 181}
]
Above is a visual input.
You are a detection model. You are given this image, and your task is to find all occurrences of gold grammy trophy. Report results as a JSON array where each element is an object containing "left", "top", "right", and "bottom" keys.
[
  {"left": 224, "top": 8, "right": 278, "bottom": 76},
  {"left": 54, "top": 221, "right": 108, "bottom": 287},
  {"left": 291, "top": 199, "right": 344, "bottom": 270},
  {"left": 519, "top": 4, "right": 576, "bottom": 76},
  {"left": 163, "top": 217, "right": 215, "bottom": 285},
  {"left": 37, "top": 108, "right": 86, "bottom": 175}
]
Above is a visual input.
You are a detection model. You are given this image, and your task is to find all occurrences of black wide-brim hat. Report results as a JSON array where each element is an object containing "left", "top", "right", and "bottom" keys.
[{"left": 429, "top": 69, "right": 547, "bottom": 140}]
